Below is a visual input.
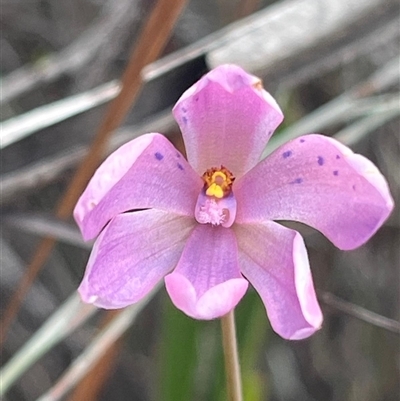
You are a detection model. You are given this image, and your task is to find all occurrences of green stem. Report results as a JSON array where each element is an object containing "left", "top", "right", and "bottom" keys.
[{"left": 221, "top": 310, "right": 243, "bottom": 401}]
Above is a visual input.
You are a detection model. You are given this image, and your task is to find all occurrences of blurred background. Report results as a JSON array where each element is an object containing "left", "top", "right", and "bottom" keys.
[{"left": 1, "top": 0, "right": 399, "bottom": 400}]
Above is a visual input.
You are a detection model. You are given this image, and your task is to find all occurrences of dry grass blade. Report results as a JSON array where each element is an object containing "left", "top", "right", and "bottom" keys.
[
  {"left": 35, "top": 285, "right": 160, "bottom": 401},
  {"left": 334, "top": 105, "right": 400, "bottom": 146},
  {"left": 1, "top": 81, "right": 120, "bottom": 149},
  {"left": 262, "top": 56, "right": 400, "bottom": 157},
  {"left": 0, "top": 0, "right": 188, "bottom": 347},
  {"left": 3, "top": 213, "right": 91, "bottom": 249},
  {"left": 0, "top": 293, "right": 97, "bottom": 396},
  {"left": 208, "top": 0, "right": 388, "bottom": 71},
  {"left": 0, "top": 237, "right": 60, "bottom": 346},
  {"left": 67, "top": 311, "right": 123, "bottom": 401},
  {"left": 0, "top": 0, "right": 138, "bottom": 104},
  {"left": 320, "top": 291, "right": 400, "bottom": 334}
]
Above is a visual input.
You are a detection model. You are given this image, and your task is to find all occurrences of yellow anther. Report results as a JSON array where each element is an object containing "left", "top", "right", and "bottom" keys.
[
  {"left": 206, "top": 183, "right": 224, "bottom": 198},
  {"left": 202, "top": 166, "right": 235, "bottom": 198}
]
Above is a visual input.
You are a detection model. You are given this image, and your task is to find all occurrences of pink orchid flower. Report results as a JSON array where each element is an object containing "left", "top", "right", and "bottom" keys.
[{"left": 74, "top": 65, "right": 393, "bottom": 340}]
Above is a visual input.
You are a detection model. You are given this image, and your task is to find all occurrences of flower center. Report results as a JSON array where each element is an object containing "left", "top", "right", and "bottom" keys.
[
  {"left": 194, "top": 166, "right": 237, "bottom": 228},
  {"left": 202, "top": 166, "right": 234, "bottom": 198}
]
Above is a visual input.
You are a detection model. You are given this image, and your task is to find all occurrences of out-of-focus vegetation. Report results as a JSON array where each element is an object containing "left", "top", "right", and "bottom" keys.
[{"left": 1, "top": 0, "right": 399, "bottom": 400}]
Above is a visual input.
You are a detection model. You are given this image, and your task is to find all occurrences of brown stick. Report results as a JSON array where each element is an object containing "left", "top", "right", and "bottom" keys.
[{"left": 0, "top": 0, "right": 187, "bottom": 347}]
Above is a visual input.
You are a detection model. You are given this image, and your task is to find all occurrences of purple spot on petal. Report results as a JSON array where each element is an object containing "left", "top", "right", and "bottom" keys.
[
  {"left": 182, "top": 116, "right": 188, "bottom": 124},
  {"left": 300, "top": 138, "right": 305, "bottom": 143},
  {"left": 317, "top": 156, "right": 324, "bottom": 166},
  {"left": 177, "top": 163, "right": 184, "bottom": 171},
  {"left": 181, "top": 107, "right": 187, "bottom": 113},
  {"left": 195, "top": 96, "right": 199, "bottom": 102},
  {"left": 333, "top": 170, "right": 339, "bottom": 176},
  {"left": 155, "top": 152, "right": 164, "bottom": 161},
  {"left": 176, "top": 152, "right": 181, "bottom": 158},
  {"left": 283, "top": 150, "right": 292, "bottom": 159},
  {"left": 336, "top": 155, "right": 340, "bottom": 160},
  {"left": 353, "top": 184, "right": 356, "bottom": 191},
  {"left": 290, "top": 178, "right": 303, "bottom": 184}
]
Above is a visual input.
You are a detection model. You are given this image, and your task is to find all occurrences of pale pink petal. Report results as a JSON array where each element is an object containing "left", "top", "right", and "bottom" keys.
[
  {"left": 173, "top": 64, "right": 283, "bottom": 178},
  {"left": 78, "top": 209, "right": 195, "bottom": 309},
  {"left": 165, "top": 224, "right": 248, "bottom": 319},
  {"left": 74, "top": 133, "right": 202, "bottom": 240},
  {"left": 235, "top": 134, "right": 394, "bottom": 250},
  {"left": 234, "top": 221, "right": 322, "bottom": 340}
]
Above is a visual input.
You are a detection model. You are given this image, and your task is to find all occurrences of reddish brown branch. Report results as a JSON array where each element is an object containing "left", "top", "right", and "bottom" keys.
[{"left": 0, "top": 0, "right": 187, "bottom": 347}]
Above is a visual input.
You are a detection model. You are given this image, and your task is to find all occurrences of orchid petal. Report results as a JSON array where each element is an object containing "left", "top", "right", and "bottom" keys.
[
  {"left": 165, "top": 224, "right": 248, "bottom": 319},
  {"left": 173, "top": 64, "right": 283, "bottom": 178},
  {"left": 234, "top": 221, "right": 322, "bottom": 340},
  {"left": 235, "top": 134, "right": 394, "bottom": 250},
  {"left": 78, "top": 209, "right": 195, "bottom": 309},
  {"left": 74, "top": 133, "right": 202, "bottom": 240}
]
